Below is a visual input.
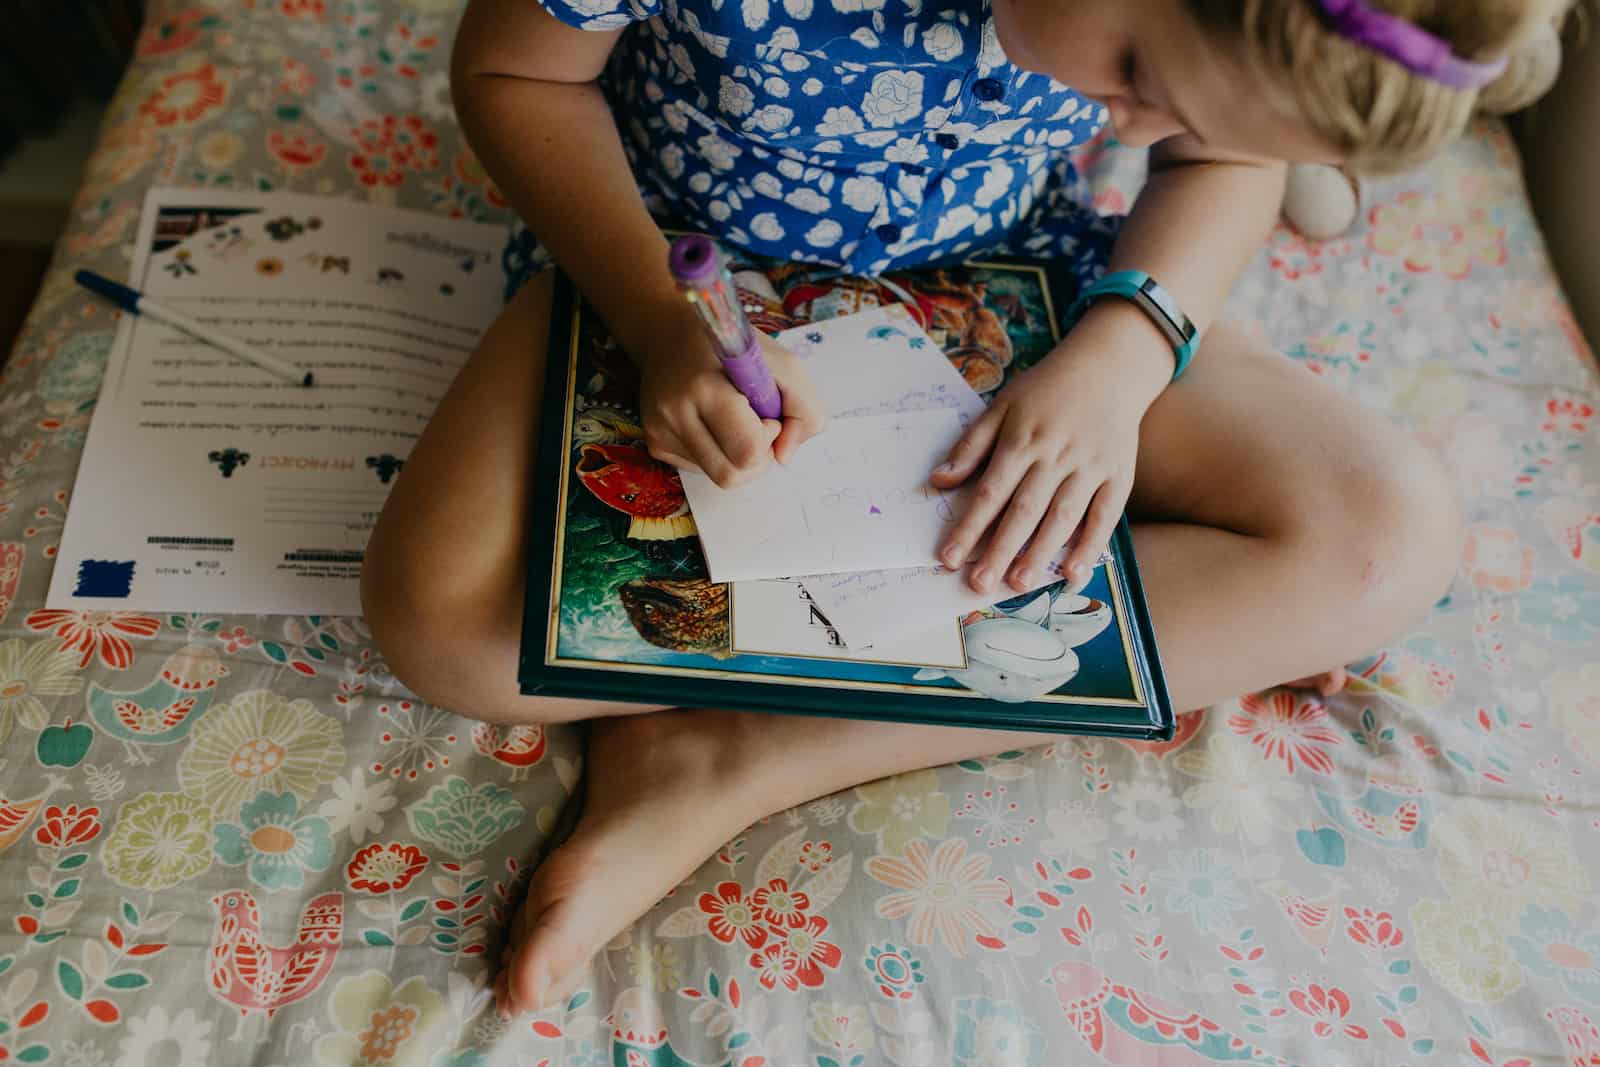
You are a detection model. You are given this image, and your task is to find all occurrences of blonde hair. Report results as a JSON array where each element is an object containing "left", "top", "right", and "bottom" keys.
[{"left": 1186, "top": 0, "right": 1576, "bottom": 173}]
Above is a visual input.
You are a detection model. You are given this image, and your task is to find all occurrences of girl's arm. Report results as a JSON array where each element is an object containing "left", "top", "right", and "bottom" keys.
[
  {"left": 452, "top": 0, "right": 821, "bottom": 484},
  {"left": 933, "top": 140, "right": 1290, "bottom": 592},
  {"left": 1080, "top": 137, "right": 1290, "bottom": 412},
  {"left": 452, "top": 0, "right": 678, "bottom": 360}
]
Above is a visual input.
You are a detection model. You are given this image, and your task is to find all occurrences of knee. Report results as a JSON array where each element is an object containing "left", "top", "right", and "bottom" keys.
[
  {"left": 1295, "top": 431, "right": 1462, "bottom": 629},
  {"left": 360, "top": 529, "right": 515, "bottom": 715}
]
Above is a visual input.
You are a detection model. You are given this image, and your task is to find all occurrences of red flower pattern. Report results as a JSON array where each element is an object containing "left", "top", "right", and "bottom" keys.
[
  {"left": 345, "top": 842, "right": 429, "bottom": 894},
  {"left": 751, "top": 878, "right": 810, "bottom": 929},
  {"left": 1289, "top": 983, "right": 1368, "bottom": 1040},
  {"left": 1543, "top": 397, "right": 1594, "bottom": 435},
  {"left": 768, "top": 914, "right": 842, "bottom": 989},
  {"left": 698, "top": 881, "right": 768, "bottom": 949},
  {"left": 24, "top": 609, "right": 160, "bottom": 669},
  {"left": 34, "top": 805, "right": 102, "bottom": 848},
  {"left": 139, "top": 63, "right": 228, "bottom": 128},
  {"left": 347, "top": 115, "right": 440, "bottom": 189},
  {"left": 268, "top": 129, "right": 329, "bottom": 173},
  {"left": 136, "top": 8, "right": 217, "bottom": 58},
  {"left": 1229, "top": 690, "right": 1341, "bottom": 775},
  {"left": 1344, "top": 907, "right": 1405, "bottom": 950}
]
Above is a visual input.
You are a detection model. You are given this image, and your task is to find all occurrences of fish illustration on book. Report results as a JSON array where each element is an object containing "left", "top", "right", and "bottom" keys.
[
  {"left": 619, "top": 578, "right": 729, "bottom": 657},
  {"left": 575, "top": 443, "right": 697, "bottom": 541}
]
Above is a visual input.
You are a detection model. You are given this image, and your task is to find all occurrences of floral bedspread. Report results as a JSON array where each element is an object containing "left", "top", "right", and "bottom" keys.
[{"left": 3, "top": 2, "right": 1598, "bottom": 1065}]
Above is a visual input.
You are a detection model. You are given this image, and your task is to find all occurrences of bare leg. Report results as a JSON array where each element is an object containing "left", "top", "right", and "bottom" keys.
[{"left": 364, "top": 290, "right": 1459, "bottom": 1012}]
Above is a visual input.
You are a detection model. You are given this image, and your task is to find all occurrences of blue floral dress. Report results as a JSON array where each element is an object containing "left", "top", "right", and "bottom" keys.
[{"left": 502, "top": 0, "right": 1125, "bottom": 299}]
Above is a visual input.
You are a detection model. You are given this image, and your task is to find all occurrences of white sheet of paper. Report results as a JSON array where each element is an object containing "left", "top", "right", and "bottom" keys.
[
  {"left": 773, "top": 305, "right": 988, "bottom": 428},
  {"left": 799, "top": 551, "right": 1091, "bottom": 648},
  {"left": 47, "top": 188, "right": 505, "bottom": 614},
  {"left": 680, "top": 409, "right": 967, "bottom": 583},
  {"left": 728, "top": 579, "right": 966, "bottom": 668}
]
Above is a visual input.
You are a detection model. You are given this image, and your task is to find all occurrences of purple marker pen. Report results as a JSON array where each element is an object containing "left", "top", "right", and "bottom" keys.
[{"left": 667, "top": 235, "right": 783, "bottom": 420}]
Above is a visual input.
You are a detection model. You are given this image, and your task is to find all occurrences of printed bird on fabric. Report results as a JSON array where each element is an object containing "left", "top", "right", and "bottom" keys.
[
  {"left": 471, "top": 722, "right": 547, "bottom": 781},
  {"left": 208, "top": 890, "right": 343, "bottom": 1037},
  {"left": 86, "top": 644, "right": 228, "bottom": 763},
  {"left": 0, "top": 774, "right": 66, "bottom": 854},
  {"left": 1052, "top": 960, "right": 1292, "bottom": 1065},
  {"left": 1259, "top": 879, "right": 1342, "bottom": 955}
]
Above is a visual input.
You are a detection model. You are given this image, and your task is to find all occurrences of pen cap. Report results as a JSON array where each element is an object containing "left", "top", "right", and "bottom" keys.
[{"left": 667, "top": 235, "right": 722, "bottom": 288}]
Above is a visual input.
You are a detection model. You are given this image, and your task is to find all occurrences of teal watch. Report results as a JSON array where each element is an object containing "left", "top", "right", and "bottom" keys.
[{"left": 1063, "top": 270, "right": 1198, "bottom": 381}]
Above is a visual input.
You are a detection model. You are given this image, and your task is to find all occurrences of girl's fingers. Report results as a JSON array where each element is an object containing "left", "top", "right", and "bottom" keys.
[
  {"left": 973, "top": 463, "right": 1062, "bottom": 594},
  {"left": 702, "top": 402, "right": 771, "bottom": 480},
  {"left": 653, "top": 448, "right": 698, "bottom": 471},
  {"left": 941, "top": 447, "right": 1029, "bottom": 576},
  {"left": 679, "top": 415, "right": 739, "bottom": 487},
  {"left": 1009, "top": 470, "right": 1096, "bottom": 591},
  {"left": 773, "top": 379, "right": 825, "bottom": 464},
  {"left": 1067, "top": 478, "right": 1129, "bottom": 579},
  {"left": 930, "top": 404, "right": 1005, "bottom": 488}
]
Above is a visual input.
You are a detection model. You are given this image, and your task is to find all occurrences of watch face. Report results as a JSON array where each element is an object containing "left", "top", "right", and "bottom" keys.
[{"left": 1139, "top": 278, "right": 1196, "bottom": 341}]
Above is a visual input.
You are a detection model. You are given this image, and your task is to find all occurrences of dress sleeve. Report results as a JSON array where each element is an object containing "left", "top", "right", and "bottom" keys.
[{"left": 534, "top": 0, "right": 661, "bottom": 31}]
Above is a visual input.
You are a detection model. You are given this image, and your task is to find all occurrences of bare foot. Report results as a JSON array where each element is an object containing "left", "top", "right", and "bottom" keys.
[
  {"left": 1286, "top": 666, "right": 1348, "bottom": 698},
  {"left": 497, "top": 708, "right": 760, "bottom": 1015}
]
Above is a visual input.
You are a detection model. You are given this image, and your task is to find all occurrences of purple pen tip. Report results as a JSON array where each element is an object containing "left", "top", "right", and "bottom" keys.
[{"left": 668, "top": 235, "right": 720, "bottom": 286}]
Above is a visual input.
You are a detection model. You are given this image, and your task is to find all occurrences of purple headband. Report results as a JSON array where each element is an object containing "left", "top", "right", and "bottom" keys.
[{"left": 1315, "top": 0, "right": 1509, "bottom": 90}]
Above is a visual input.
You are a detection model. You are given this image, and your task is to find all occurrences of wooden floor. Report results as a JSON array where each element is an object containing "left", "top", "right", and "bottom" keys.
[{"left": 0, "top": 244, "right": 52, "bottom": 365}]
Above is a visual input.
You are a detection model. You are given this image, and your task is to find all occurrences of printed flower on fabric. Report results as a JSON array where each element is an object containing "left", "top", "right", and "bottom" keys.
[
  {"left": 1345, "top": 907, "right": 1405, "bottom": 950},
  {"left": 404, "top": 776, "right": 523, "bottom": 858},
  {"left": 39, "top": 330, "right": 114, "bottom": 403},
  {"left": 1039, "top": 799, "right": 1108, "bottom": 859},
  {"left": 1150, "top": 848, "right": 1249, "bottom": 934},
  {"left": 628, "top": 943, "right": 683, "bottom": 992},
  {"left": 1173, "top": 733, "right": 1296, "bottom": 845},
  {"left": 346, "top": 841, "right": 429, "bottom": 895},
  {"left": 34, "top": 803, "right": 101, "bottom": 848},
  {"left": 951, "top": 996, "right": 1044, "bottom": 1067},
  {"left": 808, "top": 1001, "right": 873, "bottom": 1054},
  {"left": 102, "top": 790, "right": 213, "bottom": 890},
  {"left": 1411, "top": 897, "right": 1523, "bottom": 1003},
  {"left": 1545, "top": 662, "right": 1600, "bottom": 769},
  {"left": 1507, "top": 905, "right": 1600, "bottom": 1004},
  {"left": 1111, "top": 778, "right": 1183, "bottom": 843},
  {"left": 179, "top": 690, "right": 344, "bottom": 815},
  {"left": 115, "top": 1004, "right": 214, "bottom": 1067},
  {"left": 1288, "top": 983, "right": 1367, "bottom": 1040},
  {"left": 319, "top": 769, "right": 398, "bottom": 844},
  {"left": 864, "top": 942, "right": 926, "bottom": 1000},
  {"left": 24, "top": 609, "right": 160, "bottom": 669},
  {"left": 751, "top": 913, "right": 842, "bottom": 990},
  {"left": 197, "top": 130, "right": 245, "bottom": 170},
  {"left": 1462, "top": 525, "right": 1535, "bottom": 593},
  {"left": 1516, "top": 575, "right": 1600, "bottom": 644},
  {"left": 1434, "top": 800, "right": 1589, "bottom": 919},
  {"left": 317, "top": 970, "right": 447, "bottom": 1067},
  {"left": 752, "top": 877, "right": 812, "bottom": 929},
  {"left": 848, "top": 768, "right": 951, "bottom": 854},
  {"left": 348, "top": 115, "right": 442, "bottom": 189},
  {"left": 867, "top": 837, "right": 1009, "bottom": 957},
  {"left": 0, "top": 636, "right": 82, "bottom": 746},
  {"left": 1367, "top": 190, "right": 1506, "bottom": 279},
  {"left": 139, "top": 61, "right": 229, "bottom": 128},
  {"left": 214, "top": 790, "right": 334, "bottom": 892},
  {"left": 699, "top": 881, "right": 769, "bottom": 949},
  {"left": 1228, "top": 689, "right": 1340, "bottom": 775},
  {"left": 269, "top": 129, "right": 330, "bottom": 174}
]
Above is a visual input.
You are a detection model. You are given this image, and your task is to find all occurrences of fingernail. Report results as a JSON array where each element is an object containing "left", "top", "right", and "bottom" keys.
[
  {"left": 973, "top": 567, "right": 992, "bottom": 590},
  {"left": 936, "top": 462, "right": 956, "bottom": 475},
  {"left": 943, "top": 547, "right": 964, "bottom": 568},
  {"left": 1015, "top": 567, "right": 1035, "bottom": 589},
  {"left": 1070, "top": 562, "right": 1087, "bottom": 578}
]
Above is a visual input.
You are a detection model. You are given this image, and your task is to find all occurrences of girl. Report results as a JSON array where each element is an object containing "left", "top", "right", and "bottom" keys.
[{"left": 365, "top": 0, "right": 1553, "bottom": 1017}]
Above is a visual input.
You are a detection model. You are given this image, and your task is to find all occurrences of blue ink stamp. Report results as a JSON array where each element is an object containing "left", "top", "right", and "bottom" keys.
[{"left": 74, "top": 559, "right": 134, "bottom": 598}]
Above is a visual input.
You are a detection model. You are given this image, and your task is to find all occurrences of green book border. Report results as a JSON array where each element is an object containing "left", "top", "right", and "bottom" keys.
[{"left": 519, "top": 257, "right": 1175, "bottom": 739}]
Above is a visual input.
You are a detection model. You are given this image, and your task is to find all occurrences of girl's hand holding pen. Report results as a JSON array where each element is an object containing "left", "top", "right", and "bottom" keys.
[{"left": 640, "top": 322, "right": 824, "bottom": 489}]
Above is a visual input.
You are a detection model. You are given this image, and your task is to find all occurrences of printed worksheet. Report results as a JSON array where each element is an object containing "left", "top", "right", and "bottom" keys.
[
  {"left": 47, "top": 189, "right": 506, "bottom": 614},
  {"left": 728, "top": 579, "right": 966, "bottom": 669}
]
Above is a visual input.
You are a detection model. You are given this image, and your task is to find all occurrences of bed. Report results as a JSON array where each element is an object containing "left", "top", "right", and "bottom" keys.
[{"left": 4, "top": 2, "right": 1599, "bottom": 1065}]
